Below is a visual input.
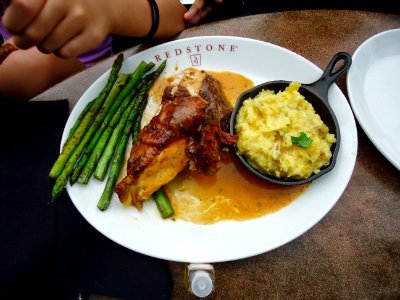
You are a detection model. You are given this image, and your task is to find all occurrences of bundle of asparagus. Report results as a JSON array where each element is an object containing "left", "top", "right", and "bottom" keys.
[{"left": 49, "top": 53, "right": 174, "bottom": 218}]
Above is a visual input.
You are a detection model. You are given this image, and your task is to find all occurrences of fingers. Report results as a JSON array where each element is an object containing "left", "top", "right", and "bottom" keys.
[
  {"left": 37, "top": 19, "right": 81, "bottom": 54},
  {"left": 184, "top": 0, "right": 208, "bottom": 25},
  {"left": 40, "top": 13, "right": 108, "bottom": 59},
  {"left": 2, "top": 0, "right": 111, "bottom": 58},
  {"left": 184, "top": 0, "right": 203, "bottom": 24},
  {"left": 11, "top": 1, "right": 66, "bottom": 49},
  {"left": 194, "top": 6, "right": 212, "bottom": 24},
  {"left": 49, "top": 4, "right": 110, "bottom": 58},
  {"left": 184, "top": 0, "right": 223, "bottom": 25},
  {"left": 36, "top": 6, "right": 86, "bottom": 54},
  {"left": 22, "top": 1, "right": 66, "bottom": 49},
  {"left": 3, "top": 0, "right": 65, "bottom": 49},
  {"left": 2, "top": 0, "right": 46, "bottom": 34},
  {"left": 54, "top": 28, "right": 106, "bottom": 58}
]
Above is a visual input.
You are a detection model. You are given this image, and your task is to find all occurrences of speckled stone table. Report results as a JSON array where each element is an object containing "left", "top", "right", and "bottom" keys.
[{"left": 33, "top": 10, "right": 400, "bottom": 300}]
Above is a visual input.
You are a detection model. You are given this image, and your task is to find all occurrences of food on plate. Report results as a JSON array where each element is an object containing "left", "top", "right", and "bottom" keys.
[
  {"left": 115, "top": 68, "right": 238, "bottom": 209},
  {"left": 235, "top": 81, "right": 336, "bottom": 180},
  {"left": 52, "top": 52, "right": 312, "bottom": 223},
  {"left": 112, "top": 67, "right": 310, "bottom": 224},
  {"left": 49, "top": 54, "right": 168, "bottom": 210}
]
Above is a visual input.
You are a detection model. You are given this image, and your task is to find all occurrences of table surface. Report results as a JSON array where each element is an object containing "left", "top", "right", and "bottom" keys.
[{"left": 33, "top": 10, "right": 400, "bottom": 299}]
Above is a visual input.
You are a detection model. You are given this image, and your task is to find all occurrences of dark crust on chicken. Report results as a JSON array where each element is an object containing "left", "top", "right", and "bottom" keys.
[
  {"left": 199, "top": 71, "right": 232, "bottom": 132},
  {"left": 130, "top": 91, "right": 209, "bottom": 180}
]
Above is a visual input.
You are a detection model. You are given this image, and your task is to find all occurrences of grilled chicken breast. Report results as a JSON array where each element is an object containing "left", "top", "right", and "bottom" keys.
[{"left": 115, "top": 68, "right": 237, "bottom": 209}]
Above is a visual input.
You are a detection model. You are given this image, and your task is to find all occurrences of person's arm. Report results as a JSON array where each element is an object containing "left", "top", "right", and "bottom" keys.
[
  {"left": 1, "top": 0, "right": 186, "bottom": 58},
  {"left": 0, "top": 40, "right": 86, "bottom": 100}
]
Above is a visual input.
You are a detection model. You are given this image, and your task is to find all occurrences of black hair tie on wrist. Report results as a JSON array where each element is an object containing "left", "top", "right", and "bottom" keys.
[{"left": 144, "top": 0, "right": 160, "bottom": 40}]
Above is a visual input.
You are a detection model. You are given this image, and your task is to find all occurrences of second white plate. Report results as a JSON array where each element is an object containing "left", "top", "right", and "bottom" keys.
[{"left": 347, "top": 28, "right": 400, "bottom": 170}]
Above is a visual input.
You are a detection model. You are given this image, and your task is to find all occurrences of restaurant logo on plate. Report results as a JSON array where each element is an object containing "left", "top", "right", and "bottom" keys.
[{"left": 153, "top": 43, "right": 239, "bottom": 66}]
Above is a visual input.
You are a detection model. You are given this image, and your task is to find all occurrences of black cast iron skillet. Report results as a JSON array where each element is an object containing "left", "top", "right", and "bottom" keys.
[{"left": 229, "top": 52, "right": 352, "bottom": 185}]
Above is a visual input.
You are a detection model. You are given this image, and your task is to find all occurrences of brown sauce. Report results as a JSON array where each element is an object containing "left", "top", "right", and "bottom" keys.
[
  {"left": 206, "top": 70, "right": 254, "bottom": 109},
  {"left": 164, "top": 149, "right": 310, "bottom": 224},
  {"left": 158, "top": 69, "right": 310, "bottom": 224}
]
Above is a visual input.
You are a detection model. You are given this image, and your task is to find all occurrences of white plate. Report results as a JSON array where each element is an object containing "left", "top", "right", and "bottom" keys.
[
  {"left": 347, "top": 29, "right": 400, "bottom": 170},
  {"left": 63, "top": 36, "right": 358, "bottom": 263}
]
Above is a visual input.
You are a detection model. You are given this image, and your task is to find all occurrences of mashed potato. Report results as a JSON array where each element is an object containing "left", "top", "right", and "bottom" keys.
[{"left": 235, "top": 81, "right": 336, "bottom": 180}]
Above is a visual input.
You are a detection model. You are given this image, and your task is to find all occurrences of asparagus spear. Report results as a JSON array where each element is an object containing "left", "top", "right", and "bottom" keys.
[
  {"left": 97, "top": 95, "right": 149, "bottom": 211},
  {"left": 96, "top": 130, "right": 130, "bottom": 211},
  {"left": 70, "top": 61, "right": 154, "bottom": 184},
  {"left": 153, "top": 187, "right": 174, "bottom": 218},
  {"left": 76, "top": 88, "right": 136, "bottom": 184},
  {"left": 51, "top": 73, "right": 129, "bottom": 200},
  {"left": 64, "top": 99, "right": 95, "bottom": 146},
  {"left": 80, "top": 72, "right": 156, "bottom": 184},
  {"left": 93, "top": 80, "right": 148, "bottom": 181},
  {"left": 49, "top": 53, "right": 124, "bottom": 179},
  {"left": 94, "top": 61, "right": 166, "bottom": 181},
  {"left": 131, "top": 95, "right": 146, "bottom": 142}
]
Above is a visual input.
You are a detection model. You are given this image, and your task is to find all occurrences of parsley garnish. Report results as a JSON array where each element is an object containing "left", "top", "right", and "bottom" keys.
[{"left": 291, "top": 132, "right": 313, "bottom": 148}]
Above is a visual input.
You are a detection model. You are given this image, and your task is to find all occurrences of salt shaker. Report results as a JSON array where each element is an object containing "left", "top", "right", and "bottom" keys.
[{"left": 185, "top": 263, "right": 215, "bottom": 298}]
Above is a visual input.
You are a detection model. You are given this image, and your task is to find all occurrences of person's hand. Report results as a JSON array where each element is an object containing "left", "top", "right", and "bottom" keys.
[
  {"left": 2, "top": 0, "right": 114, "bottom": 58},
  {"left": 183, "top": 0, "right": 223, "bottom": 25}
]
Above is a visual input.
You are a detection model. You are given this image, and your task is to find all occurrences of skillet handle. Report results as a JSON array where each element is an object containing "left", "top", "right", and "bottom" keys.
[{"left": 306, "top": 52, "right": 352, "bottom": 102}]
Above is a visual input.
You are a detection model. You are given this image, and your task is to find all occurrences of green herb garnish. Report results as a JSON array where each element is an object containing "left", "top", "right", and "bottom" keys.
[{"left": 291, "top": 132, "right": 313, "bottom": 148}]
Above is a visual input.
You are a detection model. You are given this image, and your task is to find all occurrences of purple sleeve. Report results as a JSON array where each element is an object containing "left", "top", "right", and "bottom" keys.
[
  {"left": 77, "top": 35, "right": 114, "bottom": 66},
  {"left": 1, "top": 8, "right": 113, "bottom": 67},
  {"left": 0, "top": 8, "right": 11, "bottom": 42}
]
